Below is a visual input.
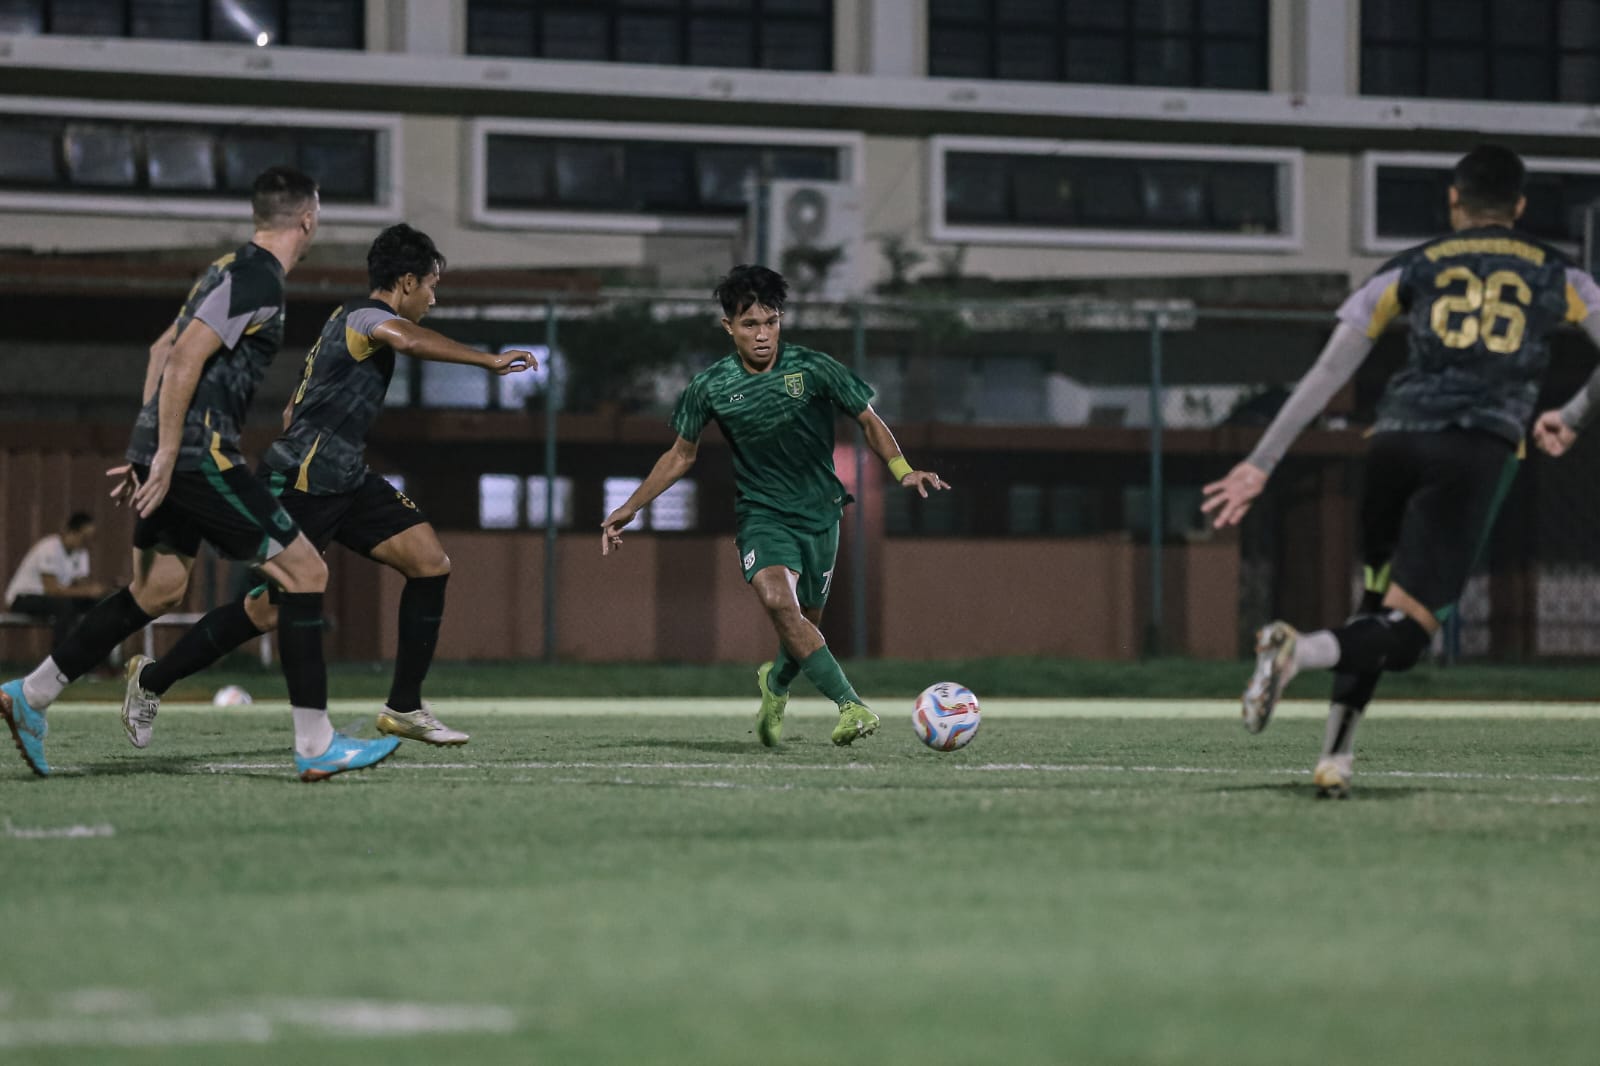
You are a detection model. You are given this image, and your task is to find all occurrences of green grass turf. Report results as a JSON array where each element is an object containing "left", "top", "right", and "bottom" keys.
[
  {"left": 2, "top": 706, "right": 1597, "bottom": 1064},
  {"left": 18, "top": 654, "right": 1600, "bottom": 703}
]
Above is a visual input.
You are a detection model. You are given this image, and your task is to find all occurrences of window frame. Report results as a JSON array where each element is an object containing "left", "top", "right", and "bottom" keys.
[
  {"left": 927, "top": 0, "right": 1270, "bottom": 90},
  {"left": 928, "top": 135, "right": 1303, "bottom": 252},
  {"left": 1358, "top": 150, "right": 1600, "bottom": 256},
  {"left": 464, "top": 0, "right": 834, "bottom": 73},
  {"left": 3, "top": 0, "right": 366, "bottom": 48},
  {"left": 469, "top": 117, "right": 863, "bottom": 235},
  {"left": 0, "top": 95, "right": 401, "bottom": 222}
]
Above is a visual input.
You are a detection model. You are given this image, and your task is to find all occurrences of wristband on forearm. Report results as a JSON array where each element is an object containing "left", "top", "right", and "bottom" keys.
[{"left": 887, "top": 456, "right": 913, "bottom": 481}]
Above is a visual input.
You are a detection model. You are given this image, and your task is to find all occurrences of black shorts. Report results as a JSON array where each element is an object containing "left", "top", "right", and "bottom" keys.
[
  {"left": 131, "top": 461, "right": 301, "bottom": 564},
  {"left": 1359, "top": 430, "right": 1518, "bottom": 616},
  {"left": 264, "top": 469, "right": 428, "bottom": 557}
]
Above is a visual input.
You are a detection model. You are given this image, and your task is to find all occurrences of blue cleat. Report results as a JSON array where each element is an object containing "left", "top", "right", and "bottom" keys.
[
  {"left": 0, "top": 679, "right": 49, "bottom": 778},
  {"left": 295, "top": 732, "right": 400, "bottom": 782}
]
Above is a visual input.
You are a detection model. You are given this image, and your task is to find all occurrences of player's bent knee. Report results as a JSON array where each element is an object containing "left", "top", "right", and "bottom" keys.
[{"left": 1385, "top": 614, "right": 1433, "bottom": 672}]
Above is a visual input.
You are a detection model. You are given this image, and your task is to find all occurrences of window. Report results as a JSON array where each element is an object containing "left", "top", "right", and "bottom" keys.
[
  {"left": 420, "top": 357, "right": 492, "bottom": 409},
  {"left": 600, "top": 476, "right": 698, "bottom": 531},
  {"left": 478, "top": 474, "right": 522, "bottom": 529},
  {"left": 466, "top": 0, "right": 832, "bottom": 72},
  {"left": 0, "top": 0, "right": 363, "bottom": 48},
  {"left": 932, "top": 137, "right": 1301, "bottom": 251},
  {"left": 472, "top": 119, "right": 860, "bottom": 233},
  {"left": 1362, "top": 151, "right": 1600, "bottom": 252},
  {"left": 1361, "top": 0, "right": 1600, "bottom": 102},
  {"left": 929, "top": 0, "right": 1267, "bottom": 89},
  {"left": 525, "top": 476, "right": 574, "bottom": 528},
  {"left": 0, "top": 99, "right": 397, "bottom": 220},
  {"left": 650, "top": 480, "right": 698, "bottom": 531},
  {"left": 496, "top": 344, "right": 557, "bottom": 411}
]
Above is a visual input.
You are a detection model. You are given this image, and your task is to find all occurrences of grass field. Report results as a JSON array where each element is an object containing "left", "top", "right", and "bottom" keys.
[{"left": 2, "top": 696, "right": 1597, "bottom": 1064}]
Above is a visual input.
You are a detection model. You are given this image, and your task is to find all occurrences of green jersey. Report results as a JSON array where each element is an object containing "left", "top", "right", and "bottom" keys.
[{"left": 671, "top": 344, "right": 875, "bottom": 531}]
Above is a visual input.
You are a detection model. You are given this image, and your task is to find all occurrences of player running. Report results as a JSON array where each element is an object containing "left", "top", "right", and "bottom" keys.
[
  {"left": 0, "top": 167, "right": 399, "bottom": 782},
  {"left": 117, "top": 223, "right": 535, "bottom": 750},
  {"left": 601, "top": 265, "right": 948, "bottom": 747},
  {"left": 1202, "top": 144, "right": 1600, "bottom": 798}
]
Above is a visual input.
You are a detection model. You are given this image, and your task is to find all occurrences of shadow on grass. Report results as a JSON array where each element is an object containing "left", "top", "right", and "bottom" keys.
[
  {"left": 1210, "top": 782, "right": 1428, "bottom": 801},
  {"left": 603, "top": 738, "right": 784, "bottom": 755}
]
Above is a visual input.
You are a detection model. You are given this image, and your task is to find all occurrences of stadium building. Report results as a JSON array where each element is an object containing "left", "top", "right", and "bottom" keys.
[{"left": 3, "top": 0, "right": 1600, "bottom": 662}]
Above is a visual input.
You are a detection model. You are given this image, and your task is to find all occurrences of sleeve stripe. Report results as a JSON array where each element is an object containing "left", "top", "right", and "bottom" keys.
[{"left": 1367, "top": 281, "right": 1401, "bottom": 339}]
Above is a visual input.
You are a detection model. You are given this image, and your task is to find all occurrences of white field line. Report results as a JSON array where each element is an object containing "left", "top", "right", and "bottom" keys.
[
  {"left": 3, "top": 819, "right": 115, "bottom": 839},
  {"left": 182, "top": 758, "right": 1600, "bottom": 786},
  {"left": 42, "top": 697, "right": 1600, "bottom": 719},
  {"left": 0, "top": 997, "right": 516, "bottom": 1049}
]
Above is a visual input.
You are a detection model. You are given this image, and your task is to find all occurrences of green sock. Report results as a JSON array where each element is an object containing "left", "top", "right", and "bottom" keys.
[
  {"left": 797, "top": 645, "right": 861, "bottom": 707},
  {"left": 770, "top": 645, "right": 802, "bottom": 695}
]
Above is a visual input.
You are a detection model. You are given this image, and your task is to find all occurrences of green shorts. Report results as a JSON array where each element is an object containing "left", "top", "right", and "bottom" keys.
[{"left": 736, "top": 516, "right": 839, "bottom": 609}]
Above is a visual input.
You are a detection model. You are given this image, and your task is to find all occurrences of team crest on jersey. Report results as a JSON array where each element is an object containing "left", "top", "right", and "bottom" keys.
[
  {"left": 742, "top": 548, "right": 756, "bottom": 570},
  {"left": 784, "top": 373, "right": 805, "bottom": 398}
]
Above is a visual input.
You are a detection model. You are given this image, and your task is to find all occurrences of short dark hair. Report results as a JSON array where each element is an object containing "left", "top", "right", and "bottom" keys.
[
  {"left": 65, "top": 512, "right": 94, "bottom": 533},
  {"left": 1453, "top": 145, "right": 1525, "bottom": 217},
  {"left": 367, "top": 223, "right": 446, "bottom": 291},
  {"left": 714, "top": 264, "right": 788, "bottom": 317},
  {"left": 251, "top": 166, "right": 319, "bottom": 229}
]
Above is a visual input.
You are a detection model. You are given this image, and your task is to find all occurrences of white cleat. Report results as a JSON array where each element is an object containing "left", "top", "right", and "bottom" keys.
[
  {"left": 375, "top": 704, "right": 469, "bottom": 747},
  {"left": 1313, "top": 755, "right": 1353, "bottom": 799},
  {"left": 1242, "top": 621, "right": 1299, "bottom": 734},
  {"left": 120, "top": 654, "right": 161, "bottom": 749}
]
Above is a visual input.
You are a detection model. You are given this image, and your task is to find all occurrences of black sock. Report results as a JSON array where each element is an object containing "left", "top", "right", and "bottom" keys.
[
  {"left": 140, "top": 600, "right": 265, "bottom": 695},
  {"left": 52, "top": 589, "right": 153, "bottom": 680},
  {"left": 276, "top": 591, "right": 327, "bottom": 710},
  {"left": 387, "top": 575, "right": 448, "bottom": 713}
]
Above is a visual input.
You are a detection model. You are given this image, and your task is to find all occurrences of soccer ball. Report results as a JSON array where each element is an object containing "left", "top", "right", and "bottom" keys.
[
  {"left": 913, "top": 682, "right": 981, "bottom": 751},
  {"left": 212, "top": 685, "right": 253, "bottom": 707}
]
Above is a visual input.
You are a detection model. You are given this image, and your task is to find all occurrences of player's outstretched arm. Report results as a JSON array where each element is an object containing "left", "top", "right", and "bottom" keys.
[
  {"left": 1536, "top": 311, "right": 1600, "bottom": 456},
  {"left": 855, "top": 406, "right": 950, "bottom": 497},
  {"left": 601, "top": 435, "right": 699, "bottom": 555},
  {"left": 1200, "top": 321, "right": 1374, "bottom": 529},
  {"left": 372, "top": 319, "right": 537, "bottom": 376}
]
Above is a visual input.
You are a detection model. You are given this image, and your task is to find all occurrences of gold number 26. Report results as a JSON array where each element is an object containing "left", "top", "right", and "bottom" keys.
[{"left": 1430, "top": 266, "right": 1532, "bottom": 354}]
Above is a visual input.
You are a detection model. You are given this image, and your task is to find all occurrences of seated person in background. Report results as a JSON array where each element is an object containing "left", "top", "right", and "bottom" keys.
[{"left": 5, "top": 512, "right": 112, "bottom": 644}]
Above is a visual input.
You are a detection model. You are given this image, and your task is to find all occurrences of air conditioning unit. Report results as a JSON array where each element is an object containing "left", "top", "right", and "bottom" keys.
[{"left": 745, "top": 179, "right": 865, "bottom": 303}]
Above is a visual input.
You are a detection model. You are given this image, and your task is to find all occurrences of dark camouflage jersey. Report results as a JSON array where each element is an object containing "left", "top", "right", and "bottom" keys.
[
  {"left": 1340, "top": 224, "right": 1600, "bottom": 445},
  {"left": 126, "top": 242, "right": 287, "bottom": 471},
  {"left": 671, "top": 344, "right": 875, "bottom": 531},
  {"left": 261, "top": 298, "right": 401, "bottom": 495}
]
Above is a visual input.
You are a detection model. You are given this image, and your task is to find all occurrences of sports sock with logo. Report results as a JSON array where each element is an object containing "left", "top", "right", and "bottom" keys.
[
  {"left": 387, "top": 575, "right": 448, "bottom": 713},
  {"left": 276, "top": 592, "right": 327, "bottom": 712},
  {"left": 769, "top": 644, "right": 802, "bottom": 696},
  {"left": 796, "top": 645, "right": 861, "bottom": 707},
  {"left": 140, "top": 599, "right": 263, "bottom": 695},
  {"left": 34, "top": 589, "right": 155, "bottom": 706}
]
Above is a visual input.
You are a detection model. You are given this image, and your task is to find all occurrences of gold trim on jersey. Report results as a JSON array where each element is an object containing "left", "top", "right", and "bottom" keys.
[
  {"left": 295, "top": 433, "right": 323, "bottom": 492},
  {"left": 204, "top": 412, "right": 233, "bottom": 472},
  {"left": 1366, "top": 280, "right": 1401, "bottom": 338},
  {"left": 346, "top": 325, "right": 381, "bottom": 362},
  {"left": 1566, "top": 281, "right": 1589, "bottom": 324},
  {"left": 1423, "top": 237, "right": 1545, "bottom": 265}
]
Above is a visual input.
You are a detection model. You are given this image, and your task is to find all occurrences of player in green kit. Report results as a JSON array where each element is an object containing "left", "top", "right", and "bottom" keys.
[{"left": 601, "top": 265, "right": 948, "bottom": 746}]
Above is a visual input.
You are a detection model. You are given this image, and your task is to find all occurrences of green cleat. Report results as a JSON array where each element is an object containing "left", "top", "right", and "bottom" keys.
[
  {"left": 755, "top": 661, "right": 788, "bottom": 747},
  {"left": 830, "top": 700, "right": 879, "bottom": 746}
]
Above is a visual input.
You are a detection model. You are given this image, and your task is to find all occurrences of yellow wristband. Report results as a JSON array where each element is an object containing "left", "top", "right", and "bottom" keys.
[{"left": 888, "top": 456, "right": 913, "bottom": 481}]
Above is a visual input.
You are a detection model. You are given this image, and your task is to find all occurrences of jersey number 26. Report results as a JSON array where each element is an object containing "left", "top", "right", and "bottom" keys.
[{"left": 1430, "top": 266, "right": 1532, "bottom": 355}]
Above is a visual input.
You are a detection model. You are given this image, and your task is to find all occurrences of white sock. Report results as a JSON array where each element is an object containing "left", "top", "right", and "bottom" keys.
[
  {"left": 21, "top": 657, "right": 69, "bottom": 711},
  {"left": 1322, "top": 702, "right": 1364, "bottom": 758},
  {"left": 1295, "top": 631, "right": 1340, "bottom": 671},
  {"left": 292, "top": 707, "right": 334, "bottom": 759}
]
